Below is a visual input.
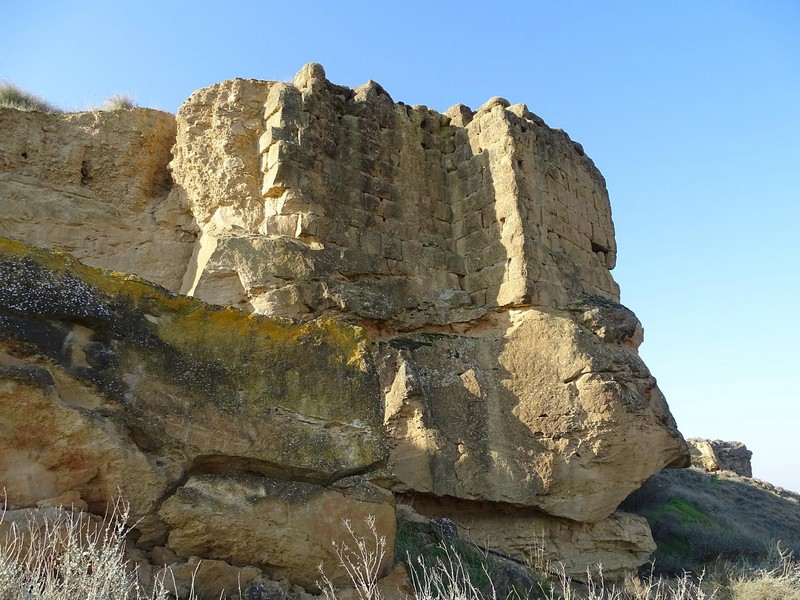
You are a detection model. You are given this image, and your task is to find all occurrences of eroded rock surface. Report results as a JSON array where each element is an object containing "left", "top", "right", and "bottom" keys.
[
  {"left": 160, "top": 474, "right": 395, "bottom": 589},
  {"left": 165, "top": 63, "right": 686, "bottom": 524},
  {"left": 0, "top": 63, "right": 690, "bottom": 589},
  {"left": 688, "top": 439, "right": 753, "bottom": 478},
  {"left": 0, "top": 238, "right": 389, "bottom": 582},
  {"left": 0, "top": 107, "right": 196, "bottom": 290},
  {"left": 172, "top": 67, "right": 618, "bottom": 322},
  {"left": 378, "top": 306, "right": 685, "bottom": 523},
  {"left": 402, "top": 498, "right": 655, "bottom": 580}
]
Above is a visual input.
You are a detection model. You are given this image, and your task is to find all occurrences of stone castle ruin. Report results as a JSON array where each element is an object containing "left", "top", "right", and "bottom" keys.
[{"left": 0, "top": 64, "right": 688, "bottom": 596}]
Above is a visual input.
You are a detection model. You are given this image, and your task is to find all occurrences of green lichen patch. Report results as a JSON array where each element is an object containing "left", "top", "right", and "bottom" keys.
[{"left": 0, "top": 238, "right": 386, "bottom": 480}]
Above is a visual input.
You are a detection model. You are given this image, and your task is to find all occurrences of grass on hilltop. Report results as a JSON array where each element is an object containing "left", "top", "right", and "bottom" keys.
[
  {"left": 0, "top": 83, "right": 138, "bottom": 113},
  {"left": 0, "top": 82, "right": 61, "bottom": 112},
  {"left": 621, "top": 467, "right": 800, "bottom": 576}
]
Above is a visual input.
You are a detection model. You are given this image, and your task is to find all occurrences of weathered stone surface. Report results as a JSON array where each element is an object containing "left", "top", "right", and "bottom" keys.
[
  {"left": 160, "top": 558, "right": 262, "bottom": 599},
  {"left": 0, "top": 63, "right": 693, "bottom": 584},
  {"left": 159, "top": 474, "right": 395, "bottom": 590},
  {"left": 163, "top": 63, "right": 686, "bottom": 526},
  {"left": 406, "top": 497, "right": 655, "bottom": 580},
  {"left": 688, "top": 439, "right": 753, "bottom": 477},
  {"left": 0, "top": 107, "right": 196, "bottom": 291},
  {"left": 0, "top": 238, "right": 388, "bottom": 574},
  {"left": 171, "top": 65, "right": 618, "bottom": 325},
  {"left": 377, "top": 307, "right": 686, "bottom": 522},
  {"left": 0, "top": 369, "right": 172, "bottom": 540}
]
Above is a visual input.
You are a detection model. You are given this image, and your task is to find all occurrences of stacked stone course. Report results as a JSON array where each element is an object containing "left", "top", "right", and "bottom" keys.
[{"left": 174, "top": 64, "right": 619, "bottom": 327}]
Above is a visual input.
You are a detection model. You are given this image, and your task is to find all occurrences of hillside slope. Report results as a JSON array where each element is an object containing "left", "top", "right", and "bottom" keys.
[{"left": 621, "top": 466, "right": 800, "bottom": 574}]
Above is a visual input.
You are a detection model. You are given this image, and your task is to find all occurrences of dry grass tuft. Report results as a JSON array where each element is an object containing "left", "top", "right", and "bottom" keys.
[
  {"left": 101, "top": 94, "right": 137, "bottom": 110},
  {"left": 0, "top": 497, "right": 185, "bottom": 600},
  {"left": 2, "top": 500, "right": 799, "bottom": 600},
  {"left": 0, "top": 82, "right": 60, "bottom": 112}
]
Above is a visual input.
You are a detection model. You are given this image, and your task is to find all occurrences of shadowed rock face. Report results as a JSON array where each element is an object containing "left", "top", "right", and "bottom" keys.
[
  {"left": 688, "top": 439, "right": 753, "bottom": 477},
  {"left": 0, "top": 63, "right": 689, "bottom": 586}
]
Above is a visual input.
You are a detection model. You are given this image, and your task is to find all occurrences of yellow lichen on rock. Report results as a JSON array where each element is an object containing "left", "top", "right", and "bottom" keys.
[{"left": 0, "top": 240, "right": 385, "bottom": 568}]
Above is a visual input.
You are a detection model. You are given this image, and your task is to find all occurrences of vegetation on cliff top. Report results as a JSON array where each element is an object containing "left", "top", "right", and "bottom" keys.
[
  {"left": 0, "top": 82, "right": 61, "bottom": 113},
  {"left": 100, "top": 94, "right": 137, "bottom": 110},
  {"left": 0, "top": 82, "right": 137, "bottom": 113}
]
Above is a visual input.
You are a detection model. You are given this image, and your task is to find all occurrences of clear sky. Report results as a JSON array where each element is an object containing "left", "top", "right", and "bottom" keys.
[{"left": 3, "top": 2, "right": 799, "bottom": 492}]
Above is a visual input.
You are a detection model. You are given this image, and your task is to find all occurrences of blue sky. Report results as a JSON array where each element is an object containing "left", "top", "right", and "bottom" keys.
[{"left": 3, "top": 2, "right": 799, "bottom": 492}]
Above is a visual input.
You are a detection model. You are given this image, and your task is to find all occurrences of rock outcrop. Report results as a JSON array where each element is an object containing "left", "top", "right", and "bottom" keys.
[
  {"left": 0, "top": 238, "right": 390, "bottom": 589},
  {"left": 173, "top": 66, "right": 618, "bottom": 321},
  {"left": 402, "top": 498, "right": 656, "bottom": 581},
  {"left": 688, "top": 439, "right": 753, "bottom": 477},
  {"left": 0, "top": 64, "right": 689, "bottom": 592},
  {"left": 0, "top": 108, "right": 196, "bottom": 290}
]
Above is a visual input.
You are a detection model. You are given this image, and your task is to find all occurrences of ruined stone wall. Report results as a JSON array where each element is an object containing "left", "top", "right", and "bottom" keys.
[{"left": 173, "top": 64, "right": 618, "bottom": 327}]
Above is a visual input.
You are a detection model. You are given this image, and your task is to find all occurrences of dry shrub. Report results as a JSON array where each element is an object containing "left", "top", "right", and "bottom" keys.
[
  {"left": 101, "top": 94, "right": 137, "bottom": 110},
  {"left": 727, "top": 546, "right": 800, "bottom": 600},
  {"left": 0, "top": 497, "right": 178, "bottom": 600},
  {"left": 2, "top": 502, "right": 798, "bottom": 600},
  {"left": 0, "top": 82, "right": 60, "bottom": 112},
  {"left": 319, "top": 515, "right": 387, "bottom": 600}
]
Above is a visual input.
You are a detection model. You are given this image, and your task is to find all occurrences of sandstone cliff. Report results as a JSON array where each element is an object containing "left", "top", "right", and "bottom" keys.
[{"left": 0, "top": 64, "right": 688, "bottom": 594}]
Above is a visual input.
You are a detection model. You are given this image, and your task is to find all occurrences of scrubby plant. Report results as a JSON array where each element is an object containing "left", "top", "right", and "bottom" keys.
[
  {"left": 101, "top": 94, "right": 137, "bottom": 110},
  {"left": 0, "top": 82, "right": 60, "bottom": 112},
  {"left": 0, "top": 498, "right": 186, "bottom": 599},
  {"left": 724, "top": 546, "right": 800, "bottom": 600},
  {"left": 319, "top": 515, "right": 387, "bottom": 600}
]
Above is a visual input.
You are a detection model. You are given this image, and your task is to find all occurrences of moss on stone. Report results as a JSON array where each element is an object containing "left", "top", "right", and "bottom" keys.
[{"left": 0, "top": 237, "right": 386, "bottom": 481}]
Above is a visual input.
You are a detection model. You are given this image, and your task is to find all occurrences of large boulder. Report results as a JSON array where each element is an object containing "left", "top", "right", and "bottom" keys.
[
  {"left": 378, "top": 305, "right": 686, "bottom": 523},
  {"left": 688, "top": 439, "right": 753, "bottom": 477},
  {"left": 402, "top": 498, "right": 656, "bottom": 581},
  {"left": 159, "top": 474, "right": 395, "bottom": 589}
]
